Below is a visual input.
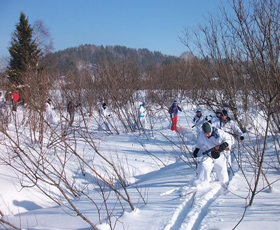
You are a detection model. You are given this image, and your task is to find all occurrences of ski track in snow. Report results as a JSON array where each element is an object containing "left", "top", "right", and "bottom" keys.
[{"left": 164, "top": 183, "right": 223, "bottom": 230}]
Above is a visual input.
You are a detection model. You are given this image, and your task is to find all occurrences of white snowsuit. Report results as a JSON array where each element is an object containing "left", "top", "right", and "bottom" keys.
[
  {"left": 210, "top": 115, "right": 220, "bottom": 124},
  {"left": 212, "top": 118, "right": 243, "bottom": 138},
  {"left": 192, "top": 114, "right": 206, "bottom": 135},
  {"left": 138, "top": 104, "right": 147, "bottom": 129},
  {"left": 212, "top": 118, "right": 243, "bottom": 166},
  {"left": 0, "top": 92, "right": 5, "bottom": 109},
  {"left": 98, "top": 105, "right": 110, "bottom": 131},
  {"left": 45, "top": 102, "right": 54, "bottom": 124},
  {"left": 195, "top": 127, "right": 234, "bottom": 184}
]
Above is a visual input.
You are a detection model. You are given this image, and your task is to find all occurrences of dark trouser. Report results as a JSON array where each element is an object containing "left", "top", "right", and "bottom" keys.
[
  {"left": 12, "top": 101, "right": 17, "bottom": 111},
  {"left": 69, "top": 111, "right": 74, "bottom": 126}
]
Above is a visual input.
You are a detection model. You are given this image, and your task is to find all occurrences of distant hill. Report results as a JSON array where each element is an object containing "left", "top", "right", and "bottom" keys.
[{"left": 43, "top": 44, "right": 181, "bottom": 73}]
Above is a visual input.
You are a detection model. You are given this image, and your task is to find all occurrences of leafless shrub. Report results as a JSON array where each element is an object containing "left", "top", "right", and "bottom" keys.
[
  {"left": 0, "top": 64, "right": 152, "bottom": 229},
  {"left": 0, "top": 209, "right": 20, "bottom": 230},
  {"left": 180, "top": 1, "right": 280, "bottom": 227}
]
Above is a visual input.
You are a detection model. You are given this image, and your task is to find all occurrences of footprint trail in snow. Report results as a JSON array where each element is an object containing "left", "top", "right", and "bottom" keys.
[{"left": 164, "top": 182, "right": 224, "bottom": 230}]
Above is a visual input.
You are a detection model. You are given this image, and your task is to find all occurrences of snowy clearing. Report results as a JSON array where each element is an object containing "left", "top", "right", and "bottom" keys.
[{"left": 1, "top": 102, "right": 280, "bottom": 230}]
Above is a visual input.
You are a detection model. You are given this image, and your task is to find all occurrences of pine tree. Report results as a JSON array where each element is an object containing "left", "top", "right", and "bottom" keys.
[{"left": 8, "top": 12, "right": 41, "bottom": 85}]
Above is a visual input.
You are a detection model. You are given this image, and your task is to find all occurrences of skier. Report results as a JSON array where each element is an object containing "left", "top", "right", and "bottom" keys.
[
  {"left": 45, "top": 98, "right": 54, "bottom": 124},
  {"left": 98, "top": 102, "right": 110, "bottom": 131},
  {"left": 0, "top": 92, "right": 7, "bottom": 129},
  {"left": 210, "top": 109, "right": 222, "bottom": 124},
  {"left": 212, "top": 109, "right": 244, "bottom": 140},
  {"left": 138, "top": 102, "right": 147, "bottom": 130},
  {"left": 0, "top": 92, "right": 5, "bottom": 109},
  {"left": 193, "top": 122, "right": 234, "bottom": 186},
  {"left": 192, "top": 107, "right": 206, "bottom": 136},
  {"left": 212, "top": 109, "right": 244, "bottom": 168},
  {"left": 168, "top": 100, "right": 182, "bottom": 131},
  {"left": 67, "top": 99, "right": 76, "bottom": 127},
  {"left": 10, "top": 88, "right": 19, "bottom": 112}
]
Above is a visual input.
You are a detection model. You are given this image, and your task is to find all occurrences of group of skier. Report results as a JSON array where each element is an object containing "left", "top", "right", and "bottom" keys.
[
  {"left": 167, "top": 100, "right": 245, "bottom": 186},
  {"left": 98, "top": 101, "right": 149, "bottom": 132},
  {"left": 44, "top": 98, "right": 149, "bottom": 132},
  {"left": 192, "top": 108, "right": 244, "bottom": 187},
  {"left": 0, "top": 89, "right": 20, "bottom": 112},
  {"left": 45, "top": 97, "right": 244, "bottom": 187}
]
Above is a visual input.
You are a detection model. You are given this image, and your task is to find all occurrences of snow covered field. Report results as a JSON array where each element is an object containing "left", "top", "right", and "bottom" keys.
[{"left": 1, "top": 102, "right": 280, "bottom": 230}]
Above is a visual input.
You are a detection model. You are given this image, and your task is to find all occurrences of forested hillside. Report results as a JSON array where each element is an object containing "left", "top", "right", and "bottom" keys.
[{"left": 43, "top": 44, "right": 180, "bottom": 74}]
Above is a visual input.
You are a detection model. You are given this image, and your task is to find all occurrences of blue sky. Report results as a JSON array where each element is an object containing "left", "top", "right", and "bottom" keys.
[{"left": 0, "top": 0, "right": 222, "bottom": 59}]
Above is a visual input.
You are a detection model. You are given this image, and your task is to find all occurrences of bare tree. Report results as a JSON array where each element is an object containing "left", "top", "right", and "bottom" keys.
[{"left": 33, "top": 19, "right": 54, "bottom": 57}]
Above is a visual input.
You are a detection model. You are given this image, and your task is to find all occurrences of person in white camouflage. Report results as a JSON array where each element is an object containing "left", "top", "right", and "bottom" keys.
[{"left": 193, "top": 122, "right": 234, "bottom": 185}]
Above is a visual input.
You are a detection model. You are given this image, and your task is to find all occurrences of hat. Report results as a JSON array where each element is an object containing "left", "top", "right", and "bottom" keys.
[
  {"left": 222, "top": 109, "right": 228, "bottom": 116},
  {"left": 216, "top": 109, "right": 222, "bottom": 114},
  {"left": 173, "top": 100, "right": 178, "bottom": 105},
  {"left": 202, "top": 122, "right": 212, "bottom": 134},
  {"left": 142, "top": 102, "right": 146, "bottom": 106},
  {"left": 196, "top": 107, "right": 202, "bottom": 112}
]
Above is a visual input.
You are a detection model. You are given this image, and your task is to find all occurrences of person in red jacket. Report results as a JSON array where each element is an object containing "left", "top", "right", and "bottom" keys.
[{"left": 10, "top": 89, "right": 19, "bottom": 111}]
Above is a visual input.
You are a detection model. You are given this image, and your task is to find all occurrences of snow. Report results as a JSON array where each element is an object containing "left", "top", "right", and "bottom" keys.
[{"left": 1, "top": 102, "right": 280, "bottom": 230}]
